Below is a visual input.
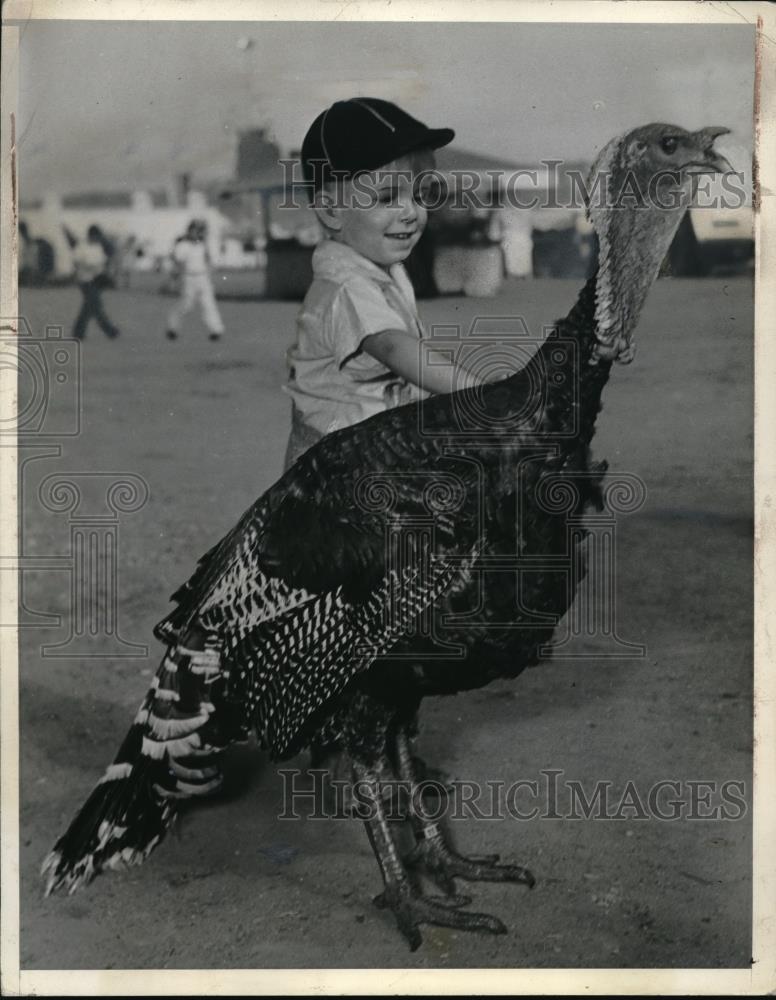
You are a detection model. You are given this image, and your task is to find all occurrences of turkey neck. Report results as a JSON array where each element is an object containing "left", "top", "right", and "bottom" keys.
[
  {"left": 492, "top": 270, "right": 611, "bottom": 451},
  {"left": 501, "top": 179, "right": 693, "bottom": 448},
  {"left": 542, "top": 269, "right": 612, "bottom": 449}
]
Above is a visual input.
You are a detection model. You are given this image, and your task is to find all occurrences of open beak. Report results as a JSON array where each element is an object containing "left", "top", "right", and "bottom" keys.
[{"left": 686, "top": 126, "right": 734, "bottom": 174}]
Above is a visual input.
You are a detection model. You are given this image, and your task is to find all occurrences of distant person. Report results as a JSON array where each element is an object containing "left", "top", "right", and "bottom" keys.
[
  {"left": 165, "top": 220, "right": 225, "bottom": 342},
  {"left": 18, "top": 221, "right": 38, "bottom": 284},
  {"left": 72, "top": 224, "right": 120, "bottom": 340}
]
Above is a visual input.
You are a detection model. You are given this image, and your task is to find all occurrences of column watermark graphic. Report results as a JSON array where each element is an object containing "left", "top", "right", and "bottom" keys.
[
  {"left": 536, "top": 471, "right": 647, "bottom": 658},
  {"left": 354, "top": 467, "right": 475, "bottom": 658},
  {"left": 2, "top": 317, "right": 149, "bottom": 657},
  {"left": 37, "top": 473, "right": 149, "bottom": 657}
]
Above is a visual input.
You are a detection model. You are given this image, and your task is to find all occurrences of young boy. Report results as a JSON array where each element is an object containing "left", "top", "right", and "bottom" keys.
[
  {"left": 72, "top": 225, "right": 120, "bottom": 340},
  {"left": 283, "top": 97, "right": 488, "bottom": 469},
  {"left": 166, "top": 219, "right": 225, "bottom": 342}
]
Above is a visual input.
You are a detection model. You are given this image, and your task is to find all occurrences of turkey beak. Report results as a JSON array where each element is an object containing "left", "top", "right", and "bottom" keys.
[{"left": 689, "top": 126, "right": 734, "bottom": 174}]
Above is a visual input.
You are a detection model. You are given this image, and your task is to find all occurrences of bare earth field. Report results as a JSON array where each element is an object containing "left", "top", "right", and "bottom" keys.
[{"left": 15, "top": 276, "right": 753, "bottom": 970}]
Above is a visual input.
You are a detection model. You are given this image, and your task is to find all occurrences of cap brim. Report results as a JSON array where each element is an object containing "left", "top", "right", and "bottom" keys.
[
  {"left": 356, "top": 127, "right": 455, "bottom": 175},
  {"left": 425, "top": 127, "right": 456, "bottom": 151},
  {"left": 398, "top": 127, "right": 456, "bottom": 158}
]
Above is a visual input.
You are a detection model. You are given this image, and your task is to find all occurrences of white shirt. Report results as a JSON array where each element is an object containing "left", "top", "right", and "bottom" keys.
[
  {"left": 73, "top": 242, "right": 107, "bottom": 282},
  {"left": 284, "top": 240, "right": 429, "bottom": 436},
  {"left": 173, "top": 238, "right": 210, "bottom": 276}
]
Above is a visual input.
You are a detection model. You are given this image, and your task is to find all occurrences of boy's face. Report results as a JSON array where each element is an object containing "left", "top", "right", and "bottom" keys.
[{"left": 318, "top": 151, "right": 437, "bottom": 269}]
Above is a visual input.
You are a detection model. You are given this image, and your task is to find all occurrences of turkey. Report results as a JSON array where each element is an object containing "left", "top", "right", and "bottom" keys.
[{"left": 43, "top": 123, "right": 732, "bottom": 950}]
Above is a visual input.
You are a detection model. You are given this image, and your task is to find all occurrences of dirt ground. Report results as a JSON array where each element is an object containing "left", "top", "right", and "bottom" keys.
[{"left": 16, "top": 275, "right": 753, "bottom": 969}]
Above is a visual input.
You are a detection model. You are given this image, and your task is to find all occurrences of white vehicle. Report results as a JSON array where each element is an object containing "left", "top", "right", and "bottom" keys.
[{"left": 689, "top": 206, "right": 754, "bottom": 270}]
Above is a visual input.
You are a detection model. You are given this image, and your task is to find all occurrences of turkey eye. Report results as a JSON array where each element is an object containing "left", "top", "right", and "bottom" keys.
[{"left": 661, "top": 136, "right": 678, "bottom": 155}]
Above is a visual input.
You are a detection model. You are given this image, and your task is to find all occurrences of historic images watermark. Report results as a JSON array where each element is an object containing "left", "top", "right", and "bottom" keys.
[
  {"left": 2, "top": 316, "right": 149, "bottom": 656},
  {"left": 278, "top": 768, "right": 748, "bottom": 823},
  {"left": 277, "top": 159, "right": 749, "bottom": 212}
]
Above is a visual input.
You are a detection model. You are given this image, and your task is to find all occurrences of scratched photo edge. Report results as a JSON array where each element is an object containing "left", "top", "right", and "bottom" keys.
[{"left": 0, "top": 1, "right": 773, "bottom": 995}]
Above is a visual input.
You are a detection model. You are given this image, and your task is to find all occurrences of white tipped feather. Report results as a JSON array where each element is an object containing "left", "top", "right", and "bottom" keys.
[
  {"left": 97, "top": 763, "right": 133, "bottom": 785},
  {"left": 153, "top": 687, "right": 180, "bottom": 702},
  {"left": 142, "top": 733, "right": 201, "bottom": 759},
  {"left": 147, "top": 713, "right": 209, "bottom": 740}
]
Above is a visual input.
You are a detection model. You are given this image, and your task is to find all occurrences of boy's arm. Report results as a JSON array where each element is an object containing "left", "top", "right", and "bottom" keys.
[{"left": 361, "top": 328, "right": 492, "bottom": 395}]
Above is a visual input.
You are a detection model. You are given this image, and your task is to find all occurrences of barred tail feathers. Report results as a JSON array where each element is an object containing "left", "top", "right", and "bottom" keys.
[
  {"left": 44, "top": 541, "right": 479, "bottom": 893},
  {"left": 41, "top": 726, "right": 174, "bottom": 896},
  {"left": 42, "top": 629, "right": 231, "bottom": 896}
]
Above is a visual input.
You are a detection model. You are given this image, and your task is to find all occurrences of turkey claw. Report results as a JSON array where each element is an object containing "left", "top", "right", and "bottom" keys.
[
  {"left": 374, "top": 884, "right": 507, "bottom": 951},
  {"left": 374, "top": 889, "right": 472, "bottom": 910},
  {"left": 426, "top": 892, "right": 473, "bottom": 909},
  {"left": 409, "top": 837, "right": 535, "bottom": 888}
]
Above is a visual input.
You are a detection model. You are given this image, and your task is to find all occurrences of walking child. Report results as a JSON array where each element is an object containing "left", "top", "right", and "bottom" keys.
[
  {"left": 72, "top": 224, "right": 120, "bottom": 340},
  {"left": 166, "top": 219, "right": 225, "bottom": 341},
  {"left": 284, "top": 97, "right": 494, "bottom": 469}
]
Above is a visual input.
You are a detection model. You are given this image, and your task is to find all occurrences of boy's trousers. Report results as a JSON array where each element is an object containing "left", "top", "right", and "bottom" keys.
[
  {"left": 167, "top": 274, "right": 225, "bottom": 335},
  {"left": 73, "top": 280, "right": 119, "bottom": 339}
]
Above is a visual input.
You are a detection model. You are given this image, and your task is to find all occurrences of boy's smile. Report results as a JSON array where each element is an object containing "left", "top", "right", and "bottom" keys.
[{"left": 316, "top": 151, "right": 437, "bottom": 270}]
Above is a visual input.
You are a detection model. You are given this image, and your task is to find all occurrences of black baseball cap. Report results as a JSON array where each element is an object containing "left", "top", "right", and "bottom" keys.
[{"left": 301, "top": 97, "right": 455, "bottom": 191}]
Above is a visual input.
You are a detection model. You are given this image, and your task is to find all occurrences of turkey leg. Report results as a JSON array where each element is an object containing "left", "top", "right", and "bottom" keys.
[
  {"left": 395, "top": 727, "right": 536, "bottom": 891},
  {"left": 352, "top": 759, "right": 507, "bottom": 951}
]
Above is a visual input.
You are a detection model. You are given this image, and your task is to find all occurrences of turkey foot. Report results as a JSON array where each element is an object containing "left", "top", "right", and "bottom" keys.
[
  {"left": 405, "top": 825, "right": 536, "bottom": 891},
  {"left": 373, "top": 882, "right": 506, "bottom": 952},
  {"left": 354, "top": 757, "right": 505, "bottom": 950},
  {"left": 374, "top": 887, "right": 472, "bottom": 910},
  {"left": 393, "top": 726, "right": 535, "bottom": 891}
]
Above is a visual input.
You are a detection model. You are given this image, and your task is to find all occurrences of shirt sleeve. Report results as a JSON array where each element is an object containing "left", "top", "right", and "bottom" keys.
[{"left": 328, "top": 276, "right": 408, "bottom": 372}]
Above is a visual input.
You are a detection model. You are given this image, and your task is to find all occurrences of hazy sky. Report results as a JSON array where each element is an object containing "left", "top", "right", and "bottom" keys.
[{"left": 14, "top": 19, "right": 755, "bottom": 197}]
